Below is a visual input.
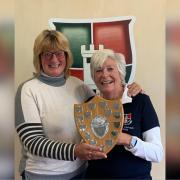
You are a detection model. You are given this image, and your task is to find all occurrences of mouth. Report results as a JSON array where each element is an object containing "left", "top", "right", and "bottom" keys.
[
  {"left": 48, "top": 63, "right": 61, "bottom": 68},
  {"left": 101, "top": 79, "right": 114, "bottom": 85}
]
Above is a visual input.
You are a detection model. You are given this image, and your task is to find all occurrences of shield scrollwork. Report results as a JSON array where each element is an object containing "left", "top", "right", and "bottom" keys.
[{"left": 74, "top": 95, "right": 124, "bottom": 154}]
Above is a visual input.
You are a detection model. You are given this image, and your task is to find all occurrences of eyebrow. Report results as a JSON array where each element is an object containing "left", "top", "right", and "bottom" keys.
[{"left": 97, "top": 65, "right": 116, "bottom": 68}]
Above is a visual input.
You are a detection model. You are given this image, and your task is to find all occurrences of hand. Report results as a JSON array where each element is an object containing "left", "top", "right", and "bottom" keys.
[
  {"left": 117, "top": 132, "right": 132, "bottom": 146},
  {"left": 127, "top": 82, "right": 143, "bottom": 97},
  {"left": 74, "top": 142, "right": 107, "bottom": 160}
]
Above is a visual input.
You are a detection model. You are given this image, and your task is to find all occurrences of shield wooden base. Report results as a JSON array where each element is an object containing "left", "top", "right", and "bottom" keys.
[{"left": 74, "top": 96, "right": 124, "bottom": 154}]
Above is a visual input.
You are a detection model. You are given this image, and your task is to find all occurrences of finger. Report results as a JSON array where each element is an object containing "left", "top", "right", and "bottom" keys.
[
  {"left": 129, "top": 86, "right": 138, "bottom": 95},
  {"left": 127, "top": 82, "right": 135, "bottom": 89},
  {"left": 133, "top": 86, "right": 142, "bottom": 96},
  {"left": 127, "top": 88, "right": 135, "bottom": 97},
  {"left": 87, "top": 151, "right": 93, "bottom": 160},
  {"left": 128, "top": 85, "right": 141, "bottom": 97},
  {"left": 92, "top": 151, "right": 107, "bottom": 159},
  {"left": 87, "top": 144, "right": 103, "bottom": 152},
  {"left": 129, "top": 84, "right": 138, "bottom": 92},
  {"left": 127, "top": 84, "right": 135, "bottom": 95},
  {"left": 80, "top": 139, "right": 85, "bottom": 143}
]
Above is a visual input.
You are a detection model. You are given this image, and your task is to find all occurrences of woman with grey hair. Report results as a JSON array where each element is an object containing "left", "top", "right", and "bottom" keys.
[{"left": 85, "top": 49, "right": 163, "bottom": 179}]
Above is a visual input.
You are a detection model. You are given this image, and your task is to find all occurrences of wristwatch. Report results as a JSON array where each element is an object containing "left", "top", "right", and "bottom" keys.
[{"left": 129, "top": 136, "right": 137, "bottom": 149}]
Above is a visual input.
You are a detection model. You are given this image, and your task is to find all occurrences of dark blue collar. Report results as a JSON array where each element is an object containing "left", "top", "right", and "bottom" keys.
[{"left": 37, "top": 71, "right": 66, "bottom": 87}]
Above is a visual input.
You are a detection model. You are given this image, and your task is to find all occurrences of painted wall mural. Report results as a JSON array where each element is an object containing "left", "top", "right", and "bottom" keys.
[{"left": 49, "top": 17, "right": 136, "bottom": 90}]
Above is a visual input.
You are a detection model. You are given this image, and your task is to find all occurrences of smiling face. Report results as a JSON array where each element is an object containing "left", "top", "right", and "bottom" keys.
[
  {"left": 94, "top": 58, "right": 124, "bottom": 100},
  {"left": 40, "top": 49, "right": 66, "bottom": 77}
]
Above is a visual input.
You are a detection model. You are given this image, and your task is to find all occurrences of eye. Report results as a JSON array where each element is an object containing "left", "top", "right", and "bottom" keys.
[
  {"left": 106, "top": 67, "right": 114, "bottom": 72},
  {"left": 96, "top": 68, "right": 103, "bottom": 73},
  {"left": 43, "top": 52, "right": 52, "bottom": 58},
  {"left": 55, "top": 51, "right": 64, "bottom": 58}
]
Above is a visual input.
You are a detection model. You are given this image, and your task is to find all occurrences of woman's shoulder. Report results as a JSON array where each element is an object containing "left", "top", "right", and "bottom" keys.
[
  {"left": 67, "top": 76, "right": 95, "bottom": 99},
  {"left": 68, "top": 76, "right": 83, "bottom": 82},
  {"left": 16, "top": 77, "right": 39, "bottom": 93},
  {"left": 132, "top": 93, "right": 151, "bottom": 102},
  {"left": 67, "top": 76, "right": 85, "bottom": 86}
]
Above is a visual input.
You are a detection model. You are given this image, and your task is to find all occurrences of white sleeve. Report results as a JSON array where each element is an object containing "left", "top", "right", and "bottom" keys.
[
  {"left": 15, "top": 82, "right": 76, "bottom": 161},
  {"left": 125, "top": 126, "right": 164, "bottom": 162}
]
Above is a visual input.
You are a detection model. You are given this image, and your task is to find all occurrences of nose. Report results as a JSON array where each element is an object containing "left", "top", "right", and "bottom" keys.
[
  {"left": 102, "top": 68, "right": 109, "bottom": 77},
  {"left": 51, "top": 54, "right": 58, "bottom": 61}
]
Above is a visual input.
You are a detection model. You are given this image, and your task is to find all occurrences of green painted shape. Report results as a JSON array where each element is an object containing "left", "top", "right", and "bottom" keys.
[
  {"left": 125, "top": 65, "right": 132, "bottom": 83},
  {"left": 54, "top": 22, "right": 91, "bottom": 68}
]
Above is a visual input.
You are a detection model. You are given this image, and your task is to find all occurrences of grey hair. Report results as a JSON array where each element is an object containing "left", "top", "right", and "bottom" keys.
[{"left": 90, "top": 49, "right": 126, "bottom": 85}]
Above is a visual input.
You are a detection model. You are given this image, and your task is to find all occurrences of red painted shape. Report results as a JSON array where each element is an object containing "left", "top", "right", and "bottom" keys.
[
  {"left": 93, "top": 20, "right": 132, "bottom": 64},
  {"left": 70, "top": 69, "right": 84, "bottom": 80}
]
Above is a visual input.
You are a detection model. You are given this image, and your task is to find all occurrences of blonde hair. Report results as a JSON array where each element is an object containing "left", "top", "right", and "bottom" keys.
[
  {"left": 33, "top": 29, "right": 73, "bottom": 78},
  {"left": 90, "top": 49, "right": 126, "bottom": 85}
]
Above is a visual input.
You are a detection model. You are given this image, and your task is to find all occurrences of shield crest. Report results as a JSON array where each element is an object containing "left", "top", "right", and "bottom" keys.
[
  {"left": 49, "top": 17, "right": 136, "bottom": 90},
  {"left": 74, "top": 96, "right": 124, "bottom": 154}
]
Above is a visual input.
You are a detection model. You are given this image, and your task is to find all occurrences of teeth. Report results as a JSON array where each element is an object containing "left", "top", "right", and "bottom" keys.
[
  {"left": 48, "top": 64, "right": 60, "bottom": 68},
  {"left": 102, "top": 80, "right": 113, "bottom": 84}
]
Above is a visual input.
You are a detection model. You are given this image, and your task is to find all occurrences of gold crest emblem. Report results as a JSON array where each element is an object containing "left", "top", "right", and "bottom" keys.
[{"left": 74, "top": 96, "right": 124, "bottom": 154}]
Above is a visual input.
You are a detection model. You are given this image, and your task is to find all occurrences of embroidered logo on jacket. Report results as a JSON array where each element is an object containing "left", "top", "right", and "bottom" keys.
[
  {"left": 124, "top": 113, "right": 132, "bottom": 125},
  {"left": 123, "top": 113, "right": 134, "bottom": 131}
]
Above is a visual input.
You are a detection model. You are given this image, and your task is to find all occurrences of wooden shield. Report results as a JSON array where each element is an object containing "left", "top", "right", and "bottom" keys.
[{"left": 74, "top": 96, "right": 124, "bottom": 154}]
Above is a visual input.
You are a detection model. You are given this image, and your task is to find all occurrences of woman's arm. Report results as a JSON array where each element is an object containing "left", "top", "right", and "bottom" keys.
[
  {"left": 15, "top": 82, "right": 76, "bottom": 161},
  {"left": 124, "top": 126, "right": 164, "bottom": 162},
  {"left": 16, "top": 81, "right": 105, "bottom": 161},
  {"left": 118, "top": 94, "right": 164, "bottom": 162}
]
